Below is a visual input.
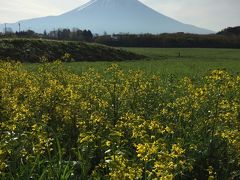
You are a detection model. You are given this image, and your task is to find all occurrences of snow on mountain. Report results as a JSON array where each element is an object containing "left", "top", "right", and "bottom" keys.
[{"left": 0, "top": 0, "right": 213, "bottom": 34}]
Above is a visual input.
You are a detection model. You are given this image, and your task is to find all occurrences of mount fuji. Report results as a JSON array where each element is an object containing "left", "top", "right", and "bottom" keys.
[{"left": 0, "top": 0, "right": 213, "bottom": 34}]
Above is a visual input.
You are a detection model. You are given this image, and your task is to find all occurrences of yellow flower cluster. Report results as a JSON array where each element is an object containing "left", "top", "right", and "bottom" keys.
[{"left": 0, "top": 62, "right": 240, "bottom": 179}]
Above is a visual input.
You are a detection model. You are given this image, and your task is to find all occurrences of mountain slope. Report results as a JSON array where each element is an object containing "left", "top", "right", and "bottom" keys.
[{"left": 0, "top": 0, "right": 213, "bottom": 34}]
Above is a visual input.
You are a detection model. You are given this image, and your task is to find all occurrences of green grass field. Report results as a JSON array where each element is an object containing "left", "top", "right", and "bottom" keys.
[
  {"left": 25, "top": 47, "right": 240, "bottom": 78},
  {"left": 67, "top": 48, "right": 240, "bottom": 76}
]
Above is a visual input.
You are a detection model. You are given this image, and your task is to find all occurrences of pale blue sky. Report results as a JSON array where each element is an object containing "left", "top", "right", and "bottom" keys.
[{"left": 0, "top": 0, "right": 239, "bottom": 31}]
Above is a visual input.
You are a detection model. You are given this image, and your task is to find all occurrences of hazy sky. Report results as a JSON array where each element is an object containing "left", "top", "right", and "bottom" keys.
[{"left": 0, "top": 0, "right": 239, "bottom": 31}]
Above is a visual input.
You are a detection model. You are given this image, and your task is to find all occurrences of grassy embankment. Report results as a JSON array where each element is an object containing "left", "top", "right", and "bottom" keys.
[{"left": 0, "top": 38, "right": 142, "bottom": 62}]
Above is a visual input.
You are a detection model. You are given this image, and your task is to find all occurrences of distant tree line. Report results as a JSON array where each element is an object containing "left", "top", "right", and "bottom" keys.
[
  {"left": 16, "top": 30, "right": 36, "bottom": 37},
  {"left": 217, "top": 26, "right": 240, "bottom": 36},
  {"left": 0, "top": 28, "right": 40, "bottom": 38},
  {"left": 46, "top": 28, "right": 93, "bottom": 41},
  {"left": 1, "top": 26, "right": 240, "bottom": 48},
  {"left": 0, "top": 28, "right": 93, "bottom": 42},
  {"left": 94, "top": 32, "right": 240, "bottom": 48}
]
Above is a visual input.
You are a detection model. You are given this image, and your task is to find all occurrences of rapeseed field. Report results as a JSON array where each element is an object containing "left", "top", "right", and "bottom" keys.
[{"left": 0, "top": 61, "right": 239, "bottom": 179}]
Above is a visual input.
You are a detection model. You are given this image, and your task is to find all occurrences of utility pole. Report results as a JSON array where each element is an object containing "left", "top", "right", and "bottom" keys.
[
  {"left": 18, "top": 22, "right": 21, "bottom": 32},
  {"left": 4, "top": 23, "right": 7, "bottom": 34}
]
